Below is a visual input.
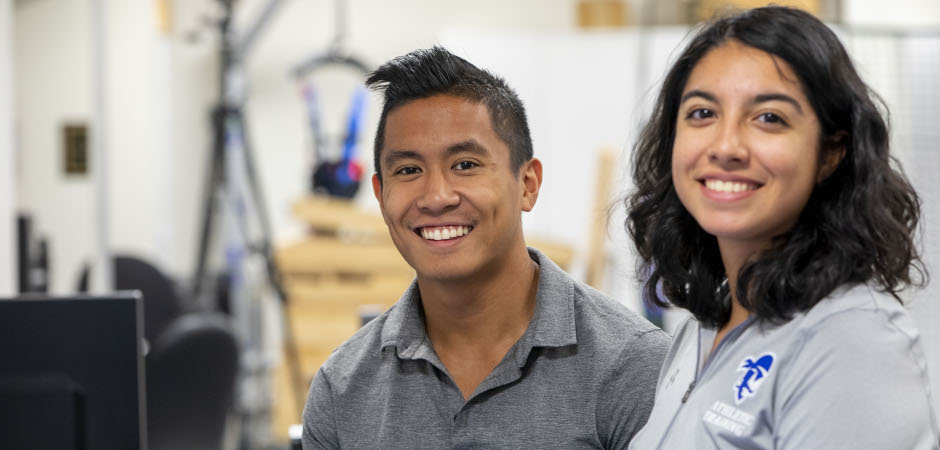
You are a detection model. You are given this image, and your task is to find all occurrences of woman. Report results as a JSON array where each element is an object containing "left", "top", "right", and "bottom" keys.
[{"left": 626, "top": 6, "right": 939, "bottom": 449}]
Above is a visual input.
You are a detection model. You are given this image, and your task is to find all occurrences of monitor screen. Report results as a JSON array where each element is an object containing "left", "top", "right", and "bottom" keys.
[{"left": 0, "top": 293, "right": 146, "bottom": 450}]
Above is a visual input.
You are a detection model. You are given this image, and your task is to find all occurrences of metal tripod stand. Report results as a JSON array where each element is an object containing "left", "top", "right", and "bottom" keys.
[{"left": 189, "top": 0, "right": 305, "bottom": 446}]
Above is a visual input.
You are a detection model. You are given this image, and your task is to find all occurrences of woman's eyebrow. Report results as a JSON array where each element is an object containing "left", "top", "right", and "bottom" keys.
[
  {"left": 752, "top": 93, "right": 804, "bottom": 114},
  {"left": 680, "top": 89, "right": 717, "bottom": 104}
]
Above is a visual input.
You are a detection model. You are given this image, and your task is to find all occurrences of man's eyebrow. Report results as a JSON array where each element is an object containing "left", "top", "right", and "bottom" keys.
[
  {"left": 382, "top": 149, "right": 422, "bottom": 168},
  {"left": 382, "top": 140, "right": 490, "bottom": 169},
  {"left": 752, "top": 93, "right": 804, "bottom": 114},
  {"left": 446, "top": 140, "right": 489, "bottom": 158},
  {"left": 680, "top": 89, "right": 717, "bottom": 104}
]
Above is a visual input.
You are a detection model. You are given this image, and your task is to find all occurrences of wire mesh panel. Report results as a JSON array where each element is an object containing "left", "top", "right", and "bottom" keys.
[{"left": 846, "top": 29, "right": 940, "bottom": 417}]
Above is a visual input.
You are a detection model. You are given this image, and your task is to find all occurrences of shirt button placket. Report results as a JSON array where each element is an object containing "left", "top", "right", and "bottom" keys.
[{"left": 453, "top": 408, "right": 471, "bottom": 448}]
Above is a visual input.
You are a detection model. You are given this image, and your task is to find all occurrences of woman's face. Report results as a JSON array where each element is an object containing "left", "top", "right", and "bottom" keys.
[{"left": 671, "top": 41, "right": 832, "bottom": 251}]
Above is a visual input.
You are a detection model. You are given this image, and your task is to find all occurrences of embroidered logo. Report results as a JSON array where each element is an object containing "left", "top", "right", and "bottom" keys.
[{"left": 734, "top": 352, "right": 775, "bottom": 404}]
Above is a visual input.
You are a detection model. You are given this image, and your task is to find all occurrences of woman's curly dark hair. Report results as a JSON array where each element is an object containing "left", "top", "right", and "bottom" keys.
[{"left": 626, "top": 6, "right": 925, "bottom": 327}]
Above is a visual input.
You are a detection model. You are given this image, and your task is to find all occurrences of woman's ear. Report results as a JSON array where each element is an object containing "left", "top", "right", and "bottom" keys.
[{"left": 817, "top": 131, "right": 847, "bottom": 183}]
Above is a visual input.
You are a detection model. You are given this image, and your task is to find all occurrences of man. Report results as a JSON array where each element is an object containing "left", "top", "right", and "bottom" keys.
[{"left": 302, "top": 46, "right": 669, "bottom": 449}]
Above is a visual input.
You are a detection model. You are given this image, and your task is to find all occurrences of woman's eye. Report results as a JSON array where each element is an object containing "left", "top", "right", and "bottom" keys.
[
  {"left": 758, "top": 112, "right": 787, "bottom": 125},
  {"left": 395, "top": 166, "right": 420, "bottom": 175},
  {"left": 453, "top": 161, "right": 478, "bottom": 171},
  {"left": 687, "top": 108, "right": 714, "bottom": 120}
]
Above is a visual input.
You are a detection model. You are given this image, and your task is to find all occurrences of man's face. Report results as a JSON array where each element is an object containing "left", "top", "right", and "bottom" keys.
[{"left": 372, "top": 94, "right": 540, "bottom": 283}]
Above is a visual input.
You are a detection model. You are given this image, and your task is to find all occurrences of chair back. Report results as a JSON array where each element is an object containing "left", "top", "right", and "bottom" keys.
[
  {"left": 146, "top": 314, "right": 239, "bottom": 450},
  {"left": 78, "top": 255, "right": 184, "bottom": 340}
]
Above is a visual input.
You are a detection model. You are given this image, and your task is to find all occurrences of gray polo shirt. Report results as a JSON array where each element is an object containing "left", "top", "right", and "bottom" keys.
[
  {"left": 302, "top": 247, "right": 670, "bottom": 449},
  {"left": 630, "top": 283, "right": 940, "bottom": 449}
]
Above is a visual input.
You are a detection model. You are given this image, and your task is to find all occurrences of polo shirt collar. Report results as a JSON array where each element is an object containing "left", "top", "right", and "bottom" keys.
[
  {"left": 380, "top": 280, "right": 429, "bottom": 361},
  {"left": 379, "top": 247, "right": 578, "bottom": 363},
  {"left": 525, "top": 247, "right": 578, "bottom": 345}
]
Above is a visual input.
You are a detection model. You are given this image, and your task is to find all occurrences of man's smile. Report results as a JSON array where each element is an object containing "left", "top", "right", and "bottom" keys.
[{"left": 415, "top": 225, "right": 475, "bottom": 241}]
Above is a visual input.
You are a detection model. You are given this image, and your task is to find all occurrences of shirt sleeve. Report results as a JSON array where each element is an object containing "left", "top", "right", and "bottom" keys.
[
  {"left": 774, "top": 309, "right": 939, "bottom": 450},
  {"left": 302, "top": 367, "right": 341, "bottom": 450},
  {"left": 597, "top": 327, "right": 672, "bottom": 449}
]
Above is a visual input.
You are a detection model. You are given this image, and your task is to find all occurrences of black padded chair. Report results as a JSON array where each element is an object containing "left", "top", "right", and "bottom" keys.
[
  {"left": 146, "top": 313, "right": 238, "bottom": 450},
  {"left": 77, "top": 255, "right": 183, "bottom": 341},
  {"left": 78, "top": 255, "right": 239, "bottom": 450}
]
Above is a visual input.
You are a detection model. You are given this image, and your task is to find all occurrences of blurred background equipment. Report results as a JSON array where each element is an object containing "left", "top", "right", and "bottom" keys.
[
  {"left": 293, "top": 0, "right": 371, "bottom": 199},
  {"left": 79, "top": 255, "right": 183, "bottom": 340},
  {"left": 0, "top": 294, "right": 146, "bottom": 450},
  {"left": 577, "top": 0, "right": 630, "bottom": 28},
  {"left": 79, "top": 255, "right": 239, "bottom": 450},
  {"left": 306, "top": 86, "right": 367, "bottom": 199},
  {"left": 147, "top": 312, "right": 239, "bottom": 450},
  {"left": 187, "top": 0, "right": 301, "bottom": 447},
  {"left": 16, "top": 213, "right": 50, "bottom": 294}
]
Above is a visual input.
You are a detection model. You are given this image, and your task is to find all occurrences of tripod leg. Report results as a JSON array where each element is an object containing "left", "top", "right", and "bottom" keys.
[
  {"left": 192, "top": 106, "right": 228, "bottom": 301},
  {"left": 235, "top": 109, "right": 308, "bottom": 420},
  {"left": 234, "top": 110, "right": 287, "bottom": 299}
]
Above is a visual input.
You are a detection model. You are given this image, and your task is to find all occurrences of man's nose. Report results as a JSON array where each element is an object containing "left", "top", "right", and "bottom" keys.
[{"left": 416, "top": 170, "right": 460, "bottom": 213}]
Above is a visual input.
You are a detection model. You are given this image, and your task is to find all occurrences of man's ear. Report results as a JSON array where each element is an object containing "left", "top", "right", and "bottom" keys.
[
  {"left": 817, "top": 131, "right": 847, "bottom": 183},
  {"left": 371, "top": 173, "right": 383, "bottom": 208},
  {"left": 520, "top": 158, "right": 542, "bottom": 212}
]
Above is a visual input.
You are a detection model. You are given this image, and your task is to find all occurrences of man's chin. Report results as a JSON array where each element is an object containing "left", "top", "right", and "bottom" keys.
[{"left": 413, "top": 264, "right": 477, "bottom": 284}]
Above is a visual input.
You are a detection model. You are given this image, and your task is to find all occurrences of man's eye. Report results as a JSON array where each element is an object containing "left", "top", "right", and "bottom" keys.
[
  {"left": 453, "top": 161, "right": 478, "bottom": 171},
  {"left": 395, "top": 166, "right": 420, "bottom": 175},
  {"left": 687, "top": 108, "right": 714, "bottom": 120}
]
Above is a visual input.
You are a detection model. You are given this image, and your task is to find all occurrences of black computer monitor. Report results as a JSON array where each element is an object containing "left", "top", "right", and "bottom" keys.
[{"left": 0, "top": 293, "right": 147, "bottom": 450}]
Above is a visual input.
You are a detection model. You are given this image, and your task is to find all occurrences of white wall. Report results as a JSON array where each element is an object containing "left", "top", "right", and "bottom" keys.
[
  {"left": 15, "top": 0, "right": 94, "bottom": 294},
  {"left": 0, "top": 0, "right": 13, "bottom": 296},
  {"left": 845, "top": 0, "right": 940, "bottom": 28},
  {"left": 15, "top": 0, "right": 179, "bottom": 293}
]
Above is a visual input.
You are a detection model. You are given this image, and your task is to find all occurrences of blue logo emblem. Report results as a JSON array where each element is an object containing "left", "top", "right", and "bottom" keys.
[{"left": 734, "top": 352, "right": 775, "bottom": 404}]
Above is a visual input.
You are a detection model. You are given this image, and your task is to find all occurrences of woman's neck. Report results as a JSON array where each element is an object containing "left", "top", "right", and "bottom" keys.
[{"left": 710, "top": 237, "right": 770, "bottom": 354}]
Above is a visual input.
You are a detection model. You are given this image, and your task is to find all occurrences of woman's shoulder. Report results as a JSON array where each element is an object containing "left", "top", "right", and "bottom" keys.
[
  {"left": 787, "top": 282, "right": 917, "bottom": 340},
  {"left": 769, "top": 283, "right": 939, "bottom": 448},
  {"left": 772, "top": 283, "right": 929, "bottom": 399}
]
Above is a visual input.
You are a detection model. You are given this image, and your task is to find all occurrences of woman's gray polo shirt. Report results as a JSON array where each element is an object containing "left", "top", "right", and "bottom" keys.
[
  {"left": 302, "top": 248, "right": 670, "bottom": 449},
  {"left": 630, "top": 283, "right": 940, "bottom": 449}
]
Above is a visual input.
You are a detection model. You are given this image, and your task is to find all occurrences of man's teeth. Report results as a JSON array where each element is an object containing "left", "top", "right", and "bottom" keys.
[
  {"left": 421, "top": 226, "right": 472, "bottom": 241},
  {"left": 705, "top": 179, "right": 758, "bottom": 193}
]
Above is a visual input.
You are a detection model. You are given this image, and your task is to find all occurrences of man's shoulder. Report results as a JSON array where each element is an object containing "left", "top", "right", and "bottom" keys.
[
  {"left": 529, "top": 245, "right": 668, "bottom": 352},
  {"left": 571, "top": 280, "right": 666, "bottom": 341},
  {"left": 571, "top": 282, "right": 671, "bottom": 380}
]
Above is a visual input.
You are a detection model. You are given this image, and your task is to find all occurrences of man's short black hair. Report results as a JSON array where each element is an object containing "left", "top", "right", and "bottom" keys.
[{"left": 366, "top": 46, "right": 533, "bottom": 184}]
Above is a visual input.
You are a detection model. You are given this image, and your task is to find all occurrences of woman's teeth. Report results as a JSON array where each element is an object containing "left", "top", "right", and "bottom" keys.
[
  {"left": 421, "top": 226, "right": 472, "bottom": 241},
  {"left": 704, "top": 179, "right": 758, "bottom": 193}
]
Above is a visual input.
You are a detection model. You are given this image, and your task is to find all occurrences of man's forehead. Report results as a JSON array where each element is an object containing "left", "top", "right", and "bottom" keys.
[
  {"left": 385, "top": 94, "right": 490, "bottom": 127},
  {"left": 382, "top": 96, "right": 501, "bottom": 153}
]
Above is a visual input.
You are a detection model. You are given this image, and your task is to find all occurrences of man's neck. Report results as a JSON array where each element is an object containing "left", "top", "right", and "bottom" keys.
[{"left": 417, "top": 245, "right": 540, "bottom": 399}]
